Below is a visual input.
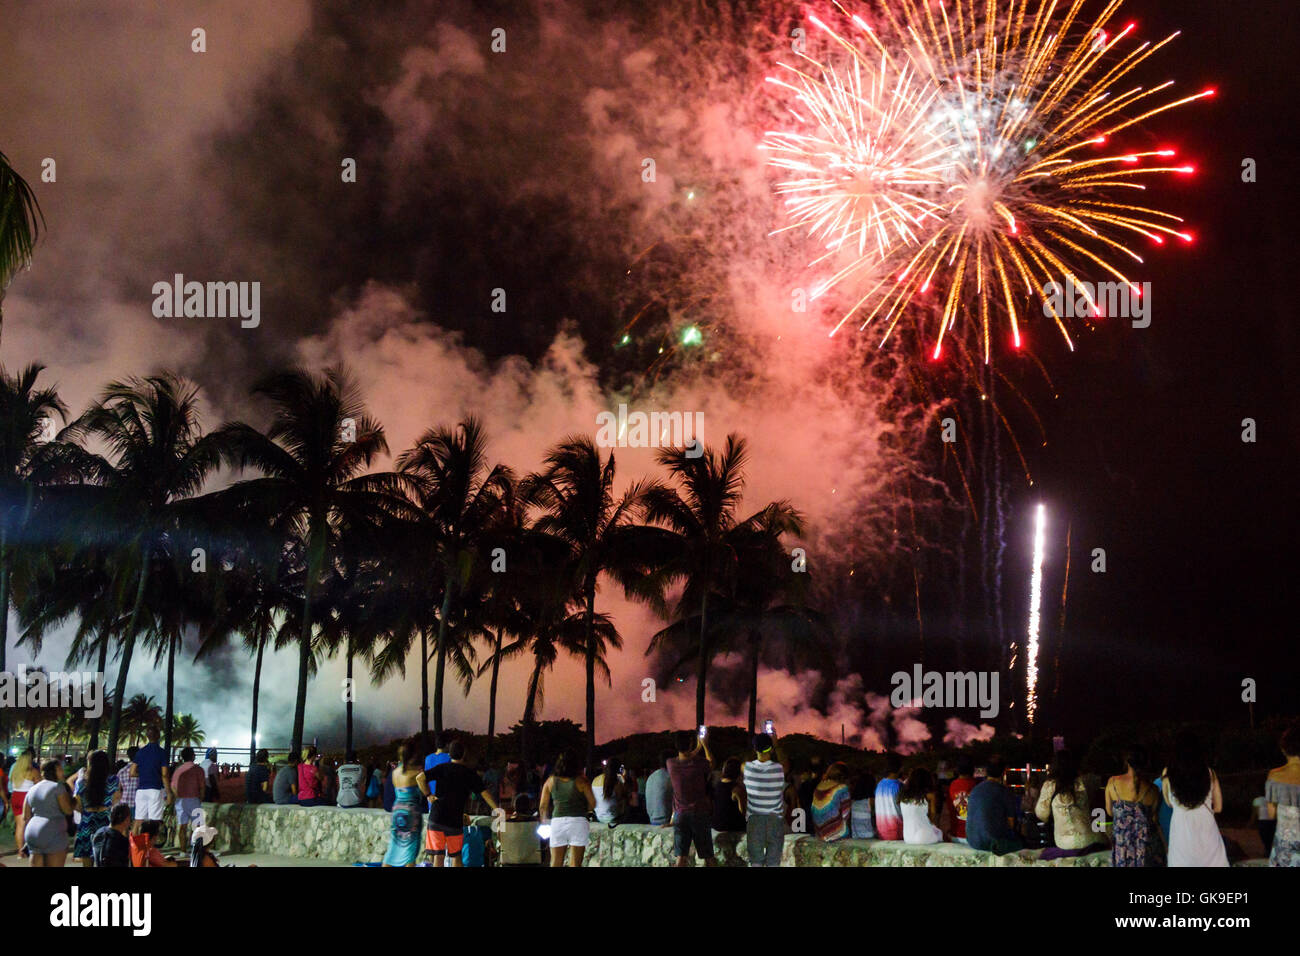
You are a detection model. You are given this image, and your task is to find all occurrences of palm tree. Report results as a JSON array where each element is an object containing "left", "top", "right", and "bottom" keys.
[
  {"left": 640, "top": 434, "right": 805, "bottom": 726},
  {"left": 120, "top": 693, "right": 162, "bottom": 746},
  {"left": 217, "top": 367, "right": 400, "bottom": 758},
  {"left": 171, "top": 713, "right": 204, "bottom": 748},
  {"left": 0, "top": 364, "right": 69, "bottom": 680},
  {"left": 71, "top": 374, "right": 231, "bottom": 759},
  {"left": 0, "top": 151, "right": 43, "bottom": 348},
  {"left": 196, "top": 513, "right": 304, "bottom": 766},
  {"left": 646, "top": 514, "right": 832, "bottom": 734},
  {"left": 395, "top": 417, "right": 510, "bottom": 742},
  {"left": 528, "top": 436, "right": 659, "bottom": 770}
]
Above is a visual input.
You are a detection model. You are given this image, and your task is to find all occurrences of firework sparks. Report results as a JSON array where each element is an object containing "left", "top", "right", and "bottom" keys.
[
  {"left": 764, "top": 0, "right": 1211, "bottom": 362},
  {"left": 1026, "top": 501, "right": 1046, "bottom": 724}
]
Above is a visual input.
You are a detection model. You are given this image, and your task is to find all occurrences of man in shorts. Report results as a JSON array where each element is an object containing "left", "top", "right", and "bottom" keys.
[
  {"left": 425, "top": 740, "right": 498, "bottom": 868},
  {"left": 668, "top": 728, "right": 716, "bottom": 867},
  {"left": 170, "top": 747, "right": 205, "bottom": 849},
  {"left": 131, "top": 727, "right": 170, "bottom": 835}
]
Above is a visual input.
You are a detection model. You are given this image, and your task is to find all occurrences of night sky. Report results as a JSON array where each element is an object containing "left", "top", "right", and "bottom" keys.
[{"left": 1, "top": 0, "right": 1296, "bottom": 750}]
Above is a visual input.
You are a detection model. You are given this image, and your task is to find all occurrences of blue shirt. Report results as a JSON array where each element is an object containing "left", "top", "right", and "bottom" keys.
[
  {"left": 965, "top": 779, "right": 1021, "bottom": 851},
  {"left": 461, "top": 825, "right": 486, "bottom": 866},
  {"left": 424, "top": 752, "right": 451, "bottom": 798},
  {"left": 133, "top": 743, "right": 167, "bottom": 790}
]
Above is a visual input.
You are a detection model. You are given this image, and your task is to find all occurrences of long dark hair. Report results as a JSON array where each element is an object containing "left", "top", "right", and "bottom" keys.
[
  {"left": 901, "top": 767, "right": 935, "bottom": 804},
  {"left": 602, "top": 757, "right": 621, "bottom": 798},
  {"left": 83, "top": 750, "right": 110, "bottom": 807},
  {"left": 1047, "top": 749, "right": 1080, "bottom": 804},
  {"left": 1122, "top": 745, "right": 1152, "bottom": 800},
  {"left": 1166, "top": 732, "right": 1212, "bottom": 808}
]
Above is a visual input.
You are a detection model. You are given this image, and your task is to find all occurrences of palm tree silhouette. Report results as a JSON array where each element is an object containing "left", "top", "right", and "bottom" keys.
[
  {"left": 0, "top": 151, "right": 42, "bottom": 348},
  {"left": 218, "top": 366, "right": 400, "bottom": 758}
]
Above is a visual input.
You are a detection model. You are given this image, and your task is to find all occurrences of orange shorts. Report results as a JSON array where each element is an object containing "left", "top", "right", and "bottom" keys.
[{"left": 425, "top": 827, "right": 463, "bottom": 854}]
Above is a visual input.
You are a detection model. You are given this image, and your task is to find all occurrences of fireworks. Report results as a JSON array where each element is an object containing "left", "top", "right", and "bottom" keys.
[
  {"left": 1026, "top": 502, "right": 1046, "bottom": 724},
  {"left": 763, "top": 0, "right": 1211, "bottom": 362}
]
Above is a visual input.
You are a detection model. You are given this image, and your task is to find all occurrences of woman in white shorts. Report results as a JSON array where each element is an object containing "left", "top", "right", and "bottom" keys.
[{"left": 539, "top": 752, "right": 596, "bottom": 867}]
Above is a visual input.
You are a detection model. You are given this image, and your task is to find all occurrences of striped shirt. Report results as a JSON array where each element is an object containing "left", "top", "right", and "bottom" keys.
[{"left": 742, "top": 759, "right": 786, "bottom": 816}]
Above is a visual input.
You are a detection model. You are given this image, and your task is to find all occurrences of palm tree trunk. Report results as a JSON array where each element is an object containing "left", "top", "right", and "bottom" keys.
[
  {"left": 248, "top": 633, "right": 265, "bottom": 766},
  {"left": 433, "top": 576, "right": 454, "bottom": 740},
  {"left": 88, "top": 632, "right": 109, "bottom": 750},
  {"left": 486, "top": 630, "right": 501, "bottom": 763},
  {"left": 0, "top": 533, "right": 9, "bottom": 745},
  {"left": 695, "top": 591, "right": 710, "bottom": 727},
  {"left": 521, "top": 663, "right": 540, "bottom": 772},
  {"left": 291, "top": 517, "right": 322, "bottom": 758},
  {"left": 345, "top": 637, "right": 354, "bottom": 757},
  {"left": 747, "top": 630, "right": 760, "bottom": 736},
  {"left": 0, "top": 532, "right": 9, "bottom": 678},
  {"left": 584, "top": 579, "right": 596, "bottom": 775},
  {"left": 163, "top": 634, "right": 177, "bottom": 760},
  {"left": 419, "top": 627, "right": 429, "bottom": 747},
  {"left": 106, "top": 558, "right": 150, "bottom": 760}
]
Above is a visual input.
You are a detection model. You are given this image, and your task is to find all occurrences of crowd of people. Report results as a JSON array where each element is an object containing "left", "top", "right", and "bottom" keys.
[{"left": 1, "top": 721, "right": 1297, "bottom": 868}]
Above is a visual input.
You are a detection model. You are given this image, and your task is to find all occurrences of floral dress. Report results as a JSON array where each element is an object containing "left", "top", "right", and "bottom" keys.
[
  {"left": 1266, "top": 779, "right": 1300, "bottom": 867},
  {"left": 73, "top": 776, "right": 119, "bottom": 859},
  {"left": 1111, "top": 798, "right": 1165, "bottom": 867}
]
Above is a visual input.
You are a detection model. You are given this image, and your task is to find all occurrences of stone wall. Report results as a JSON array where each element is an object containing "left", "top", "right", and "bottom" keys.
[
  {"left": 165, "top": 802, "right": 392, "bottom": 862},
  {"left": 168, "top": 805, "right": 1262, "bottom": 867},
  {"left": 581, "top": 824, "right": 1111, "bottom": 867}
]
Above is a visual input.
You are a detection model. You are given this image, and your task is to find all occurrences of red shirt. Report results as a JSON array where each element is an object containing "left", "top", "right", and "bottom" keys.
[
  {"left": 172, "top": 762, "right": 205, "bottom": 800},
  {"left": 948, "top": 777, "right": 976, "bottom": 838},
  {"left": 298, "top": 763, "right": 319, "bottom": 800}
]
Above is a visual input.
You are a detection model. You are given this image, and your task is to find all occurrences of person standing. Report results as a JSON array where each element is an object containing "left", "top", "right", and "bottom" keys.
[
  {"left": 115, "top": 747, "right": 139, "bottom": 822},
  {"left": 1105, "top": 746, "right": 1164, "bottom": 867},
  {"left": 382, "top": 739, "right": 429, "bottom": 867},
  {"left": 21, "top": 759, "right": 76, "bottom": 867},
  {"left": 741, "top": 732, "right": 788, "bottom": 867},
  {"left": 667, "top": 729, "right": 715, "bottom": 867},
  {"left": 170, "top": 747, "right": 206, "bottom": 849},
  {"left": 1265, "top": 722, "right": 1300, "bottom": 866},
  {"left": 336, "top": 752, "right": 365, "bottom": 809},
  {"left": 426, "top": 740, "right": 498, "bottom": 868},
  {"left": 199, "top": 748, "right": 220, "bottom": 802},
  {"left": 538, "top": 751, "right": 596, "bottom": 867},
  {"left": 9, "top": 747, "right": 39, "bottom": 854},
  {"left": 1163, "top": 732, "right": 1228, "bottom": 867},
  {"left": 72, "top": 750, "right": 120, "bottom": 865},
  {"left": 130, "top": 728, "right": 170, "bottom": 835}
]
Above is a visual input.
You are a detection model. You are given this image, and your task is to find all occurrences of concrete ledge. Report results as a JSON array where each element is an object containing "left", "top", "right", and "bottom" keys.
[
  {"left": 161, "top": 806, "right": 1269, "bottom": 867},
  {"left": 165, "top": 802, "right": 392, "bottom": 862},
  {"left": 582, "top": 824, "right": 1111, "bottom": 867}
]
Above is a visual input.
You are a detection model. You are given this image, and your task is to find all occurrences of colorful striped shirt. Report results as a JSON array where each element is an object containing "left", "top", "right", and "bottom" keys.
[{"left": 742, "top": 759, "right": 786, "bottom": 816}]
